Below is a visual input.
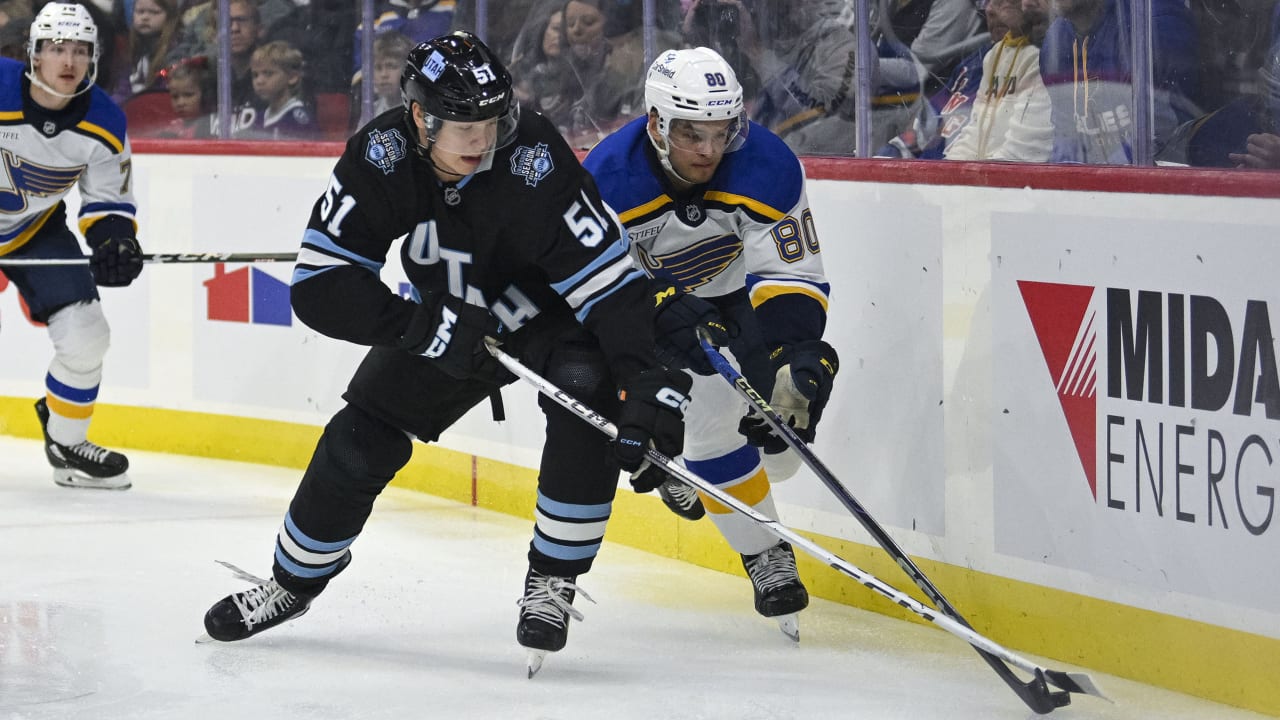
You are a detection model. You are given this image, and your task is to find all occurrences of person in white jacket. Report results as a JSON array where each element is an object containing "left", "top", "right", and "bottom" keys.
[{"left": 944, "top": 0, "right": 1052, "bottom": 161}]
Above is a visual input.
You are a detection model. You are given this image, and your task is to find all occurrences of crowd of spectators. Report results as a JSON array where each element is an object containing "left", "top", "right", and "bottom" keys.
[{"left": 2, "top": 0, "right": 1273, "bottom": 167}]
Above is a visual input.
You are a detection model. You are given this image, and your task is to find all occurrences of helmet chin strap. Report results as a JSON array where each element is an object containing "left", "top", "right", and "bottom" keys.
[{"left": 25, "top": 62, "right": 96, "bottom": 100}]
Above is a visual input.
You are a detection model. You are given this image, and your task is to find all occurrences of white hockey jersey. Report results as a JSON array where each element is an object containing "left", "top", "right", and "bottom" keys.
[
  {"left": 584, "top": 117, "right": 830, "bottom": 348},
  {"left": 0, "top": 57, "right": 136, "bottom": 257}
]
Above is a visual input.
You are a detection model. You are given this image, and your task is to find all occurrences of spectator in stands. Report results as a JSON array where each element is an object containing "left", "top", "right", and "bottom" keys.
[
  {"left": 943, "top": 0, "right": 1051, "bottom": 160},
  {"left": 525, "top": 0, "right": 675, "bottom": 149},
  {"left": 0, "top": 1, "right": 33, "bottom": 61},
  {"left": 112, "top": 0, "right": 180, "bottom": 103},
  {"left": 1038, "top": 0, "right": 1199, "bottom": 164},
  {"left": 875, "top": 25, "right": 991, "bottom": 158},
  {"left": 167, "top": 0, "right": 261, "bottom": 106},
  {"left": 369, "top": 30, "right": 413, "bottom": 117},
  {"left": 234, "top": 39, "right": 317, "bottom": 140},
  {"left": 1157, "top": 5, "right": 1279, "bottom": 169},
  {"left": 449, "top": 0, "right": 541, "bottom": 61},
  {"left": 884, "top": 0, "right": 988, "bottom": 88},
  {"left": 263, "top": 0, "right": 353, "bottom": 93},
  {"left": 509, "top": 6, "right": 572, "bottom": 122},
  {"left": 158, "top": 55, "right": 215, "bottom": 138},
  {"left": 721, "top": 0, "right": 921, "bottom": 155}
]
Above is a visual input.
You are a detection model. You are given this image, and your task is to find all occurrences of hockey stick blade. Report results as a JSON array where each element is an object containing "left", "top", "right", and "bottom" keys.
[
  {"left": 0, "top": 252, "right": 297, "bottom": 266},
  {"left": 696, "top": 330, "right": 1097, "bottom": 712},
  {"left": 483, "top": 338, "right": 1107, "bottom": 708}
]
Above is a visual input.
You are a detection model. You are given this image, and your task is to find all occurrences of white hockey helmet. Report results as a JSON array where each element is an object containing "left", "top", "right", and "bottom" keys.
[
  {"left": 27, "top": 3, "right": 100, "bottom": 95},
  {"left": 28, "top": 3, "right": 99, "bottom": 62},
  {"left": 644, "top": 47, "right": 748, "bottom": 159}
]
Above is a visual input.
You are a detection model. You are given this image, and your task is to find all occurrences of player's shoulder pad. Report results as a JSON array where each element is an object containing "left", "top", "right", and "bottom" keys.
[
  {"left": 78, "top": 84, "right": 128, "bottom": 153},
  {"left": 496, "top": 110, "right": 583, "bottom": 194},
  {"left": 0, "top": 58, "right": 23, "bottom": 115},
  {"left": 582, "top": 116, "right": 662, "bottom": 210},
  {"left": 712, "top": 121, "right": 804, "bottom": 213}
]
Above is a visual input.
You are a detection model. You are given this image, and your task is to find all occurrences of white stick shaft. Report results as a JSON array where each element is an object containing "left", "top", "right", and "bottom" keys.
[{"left": 483, "top": 339, "right": 1077, "bottom": 685}]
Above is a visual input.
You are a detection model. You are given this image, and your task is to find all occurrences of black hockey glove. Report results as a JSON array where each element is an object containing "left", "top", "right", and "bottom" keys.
[
  {"left": 653, "top": 285, "right": 737, "bottom": 375},
  {"left": 615, "top": 367, "right": 693, "bottom": 493},
  {"left": 88, "top": 236, "right": 143, "bottom": 287},
  {"left": 740, "top": 340, "right": 839, "bottom": 452},
  {"left": 398, "top": 294, "right": 513, "bottom": 384}
]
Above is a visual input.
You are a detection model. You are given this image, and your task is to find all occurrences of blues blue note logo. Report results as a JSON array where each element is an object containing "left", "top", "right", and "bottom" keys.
[
  {"left": 509, "top": 143, "right": 554, "bottom": 187},
  {"left": 365, "top": 128, "right": 407, "bottom": 175},
  {"left": 0, "top": 150, "right": 84, "bottom": 214}
]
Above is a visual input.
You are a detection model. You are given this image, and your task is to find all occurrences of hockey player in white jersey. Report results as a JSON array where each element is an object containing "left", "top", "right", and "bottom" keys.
[
  {"left": 0, "top": 3, "right": 144, "bottom": 489},
  {"left": 584, "top": 47, "right": 839, "bottom": 638}
]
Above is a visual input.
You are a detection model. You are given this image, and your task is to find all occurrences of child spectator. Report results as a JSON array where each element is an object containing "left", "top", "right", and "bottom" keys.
[
  {"left": 235, "top": 39, "right": 318, "bottom": 140},
  {"left": 113, "top": 0, "right": 181, "bottom": 103},
  {"left": 159, "top": 56, "right": 216, "bottom": 138},
  {"left": 370, "top": 31, "right": 413, "bottom": 117}
]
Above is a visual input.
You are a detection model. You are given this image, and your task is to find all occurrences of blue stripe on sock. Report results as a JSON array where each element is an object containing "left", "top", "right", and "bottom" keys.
[
  {"left": 45, "top": 373, "right": 98, "bottom": 403},
  {"left": 284, "top": 512, "right": 356, "bottom": 553},
  {"left": 274, "top": 546, "right": 345, "bottom": 578},
  {"left": 535, "top": 490, "right": 611, "bottom": 520},
  {"left": 531, "top": 535, "right": 601, "bottom": 561},
  {"left": 684, "top": 444, "right": 761, "bottom": 485}
]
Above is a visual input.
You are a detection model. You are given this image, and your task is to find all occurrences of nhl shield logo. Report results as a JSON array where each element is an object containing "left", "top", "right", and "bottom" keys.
[
  {"left": 684, "top": 203, "right": 703, "bottom": 223},
  {"left": 509, "top": 143, "right": 555, "bottom": 187},
  {"left": 365, "top": 128, "right": 407, "bottom": 175}
]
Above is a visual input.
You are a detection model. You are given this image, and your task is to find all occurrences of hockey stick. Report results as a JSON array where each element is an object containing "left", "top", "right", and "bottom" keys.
[
  {"left": 696, "top": 330, "right": 1098, "bottom": 713},
  {"left": 0, "top": 252, "right": 297, "bottom": 266},
  {"left": 483, "top": 338, "right": 1106, "bottom": 708}
]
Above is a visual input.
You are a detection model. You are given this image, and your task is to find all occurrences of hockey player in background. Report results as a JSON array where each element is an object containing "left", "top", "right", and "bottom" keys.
[
  {"left": 200, "top": 32, "right": 697, "bottom": 674},
  {"left": 0, "top": 3, "right": 144, "bottom": 490},
  {"left": 584, "top": 47, "right": 839, "bottom": 639}
]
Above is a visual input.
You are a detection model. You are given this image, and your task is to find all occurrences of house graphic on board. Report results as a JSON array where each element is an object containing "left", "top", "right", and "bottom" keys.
[{"left": 203, "top": 263, "right": 292, "bottom": 326}]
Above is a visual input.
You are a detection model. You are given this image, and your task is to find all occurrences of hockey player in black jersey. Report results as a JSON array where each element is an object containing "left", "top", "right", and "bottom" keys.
[{"left": 200, "top": 32, "right": 693, "bottom": 675}]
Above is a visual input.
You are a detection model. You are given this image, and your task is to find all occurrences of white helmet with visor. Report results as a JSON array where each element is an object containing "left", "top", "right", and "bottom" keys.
[
  {"left": 644, "top": 47, "right": 748, "bottom": 179},
  {"left": 26, "top": 3, "right": 100, "bottom": 98}
]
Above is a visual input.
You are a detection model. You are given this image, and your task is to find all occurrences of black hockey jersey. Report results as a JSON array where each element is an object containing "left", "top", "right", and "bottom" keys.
[{"left": 291, "top": 108, "right": 658, "bottom": 380}]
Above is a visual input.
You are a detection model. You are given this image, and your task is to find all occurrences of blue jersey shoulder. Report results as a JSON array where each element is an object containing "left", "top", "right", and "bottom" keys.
[
  {"left": 83, "top": 84, "right": 128, "bottom": 147},
  {"left": 0, "top": 58, "right": 25, "bottom": 113},
  {"left": 585, "top": 117, "right": 803, "bottom": 217},
  {"left": 710, "top": 121, "right": 803, "bottom": 213},
  {"left": 583, "top": 116, "right": 661, "bottom": 214}
]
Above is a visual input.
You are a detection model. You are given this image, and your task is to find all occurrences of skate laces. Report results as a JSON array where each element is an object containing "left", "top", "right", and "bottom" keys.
[
  {"left": 66, "top": 441, "right": 112, "bottom": 463},
  {"left": 216, "top": 560, "right": 297, "bottom": 631},
  {"left": 518, "top": 573, "right": 594, "bottom": 628},
  {"left": 744, "top": 544, "right": 800, "bottom": 595},
  {"left": 660, "top": 479, "right": 700, "bottom": 510}
]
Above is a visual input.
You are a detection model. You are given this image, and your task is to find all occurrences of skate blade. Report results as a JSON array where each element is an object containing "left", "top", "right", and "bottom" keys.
[
  {"left": 526, "top": 649, "right": 548, "bottom": 678},
  {"left": 53, "top": 469, "right": 131, "bottom": 490},
  {"left": 194, "top": 632, "right": 218, "bottom": 644},
  {"left": 775, "top": 613, "right": 800, "bottom": 643}
]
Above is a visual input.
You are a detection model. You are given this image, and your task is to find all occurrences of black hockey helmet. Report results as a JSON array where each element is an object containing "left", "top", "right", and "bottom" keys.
[{"left": 401, "top": 31, "right": 520, "bottom": 150}]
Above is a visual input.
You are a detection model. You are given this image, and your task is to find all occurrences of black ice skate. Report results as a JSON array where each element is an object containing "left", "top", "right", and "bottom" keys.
[
  {"left": 35, "top": 397, "right": 130, "bottom": 490},
  {"left": 516, "top": 568, "right": 593, "bottom": 678},
  {"left": 741, "top": 541, "right": 809, "bottom": 642},
  {"left": 658, "top": 477, "right": 705, "bottom": 520},
  {"left": 199, "top": 554, "right": 349, "bottom": 643}
]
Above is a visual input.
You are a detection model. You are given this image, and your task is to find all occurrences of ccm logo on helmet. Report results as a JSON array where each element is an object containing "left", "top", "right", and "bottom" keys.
[
  {"left": 706, "top": 99, "right": 734, "bottom": 106},
  {"left": 478, "top": 93, "right": 506, "bottom": 106}
]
